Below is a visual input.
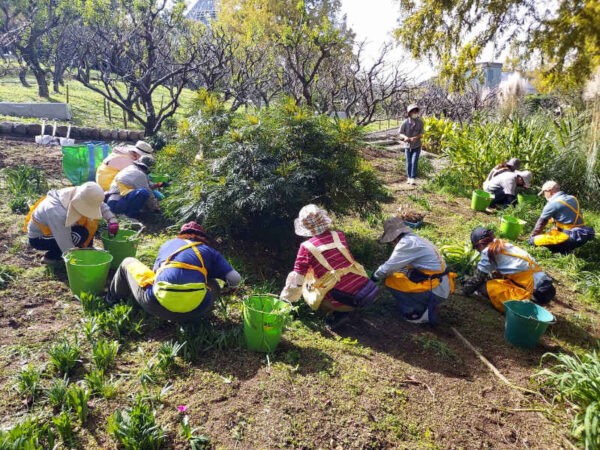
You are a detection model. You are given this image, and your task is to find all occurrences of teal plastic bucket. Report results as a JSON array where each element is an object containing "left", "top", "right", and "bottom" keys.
[
  {"left": 63, "top": 249, "right": 113, "bottom": 296},
  {"left": 471, "top": 189, "right": 493, "bottom": 211},
  {"left": 101, "top": 229, "right": 140, "bottom": 269},
  {"left": 243, "top": 295, "right": 292, "bottom": 352},
  {"left": 500, "top": 215, "right": 526, "bottom": 240},
  {"left": 517, "top": 193, "right": 538, "bottom": 205},
  {"left": 504, "top": 301, "right": 555, "bottom": 348}
]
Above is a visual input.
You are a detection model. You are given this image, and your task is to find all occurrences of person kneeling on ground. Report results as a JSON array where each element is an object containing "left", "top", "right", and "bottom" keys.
[
  {"left": 461, "top": 227, "right": 555, "bottom": 312},
  {"left": 25, "top": 182, "right": 118, "bottom": 264},
  {"left": 371, "top": 217, "right": 455, "bottom": 324},
  {"left": 106, "top": 221, "right": 241, "bottom": 322},
  {"left": 280, "top": 205, "right": 379, "bottom": 330},
  {"left": 529, "top": 180, "right": 595, "bottom": 254},
  {"left": 105, "top": 155, "right": 159, "bottom": 219},
  {"left": 96, "top": 140, "right": 153, "bottom": 191},
  {"left": 484, "top": 169, "right": 532, "bottom": 210},
  {"left": 483, "top": 157, "right": 520, "bottom": 190}
]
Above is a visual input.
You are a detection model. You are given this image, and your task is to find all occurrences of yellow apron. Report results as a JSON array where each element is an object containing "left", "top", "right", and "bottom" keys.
[
  {"left": 534, "top": 197, "right": 584, "bottom": 246},
  {"left": 96, "top": 163, "right": 121, "bottom": 191},
  {"left": 23, "top": 196, "right": 98, "bottom": 247},
  {"left": 486, "top": 251, "right": 541, "bottom": 313},
  {"left": 301, "top": 231, "right": 367, "bottom": 311}
]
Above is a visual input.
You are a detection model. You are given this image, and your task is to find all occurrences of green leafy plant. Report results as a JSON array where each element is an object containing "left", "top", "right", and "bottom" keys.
[
  {"left": 0, "top": 416, "right": 56, "bottom": 449},
  {"left": 15, "top": 364, "right": 43, "bottom": 404},
  {"left": 575, "top": 271, "right": 600, "bottom": 304},
  {"left": 538, "top": 350, "right": 600, "bottom": 449},
  {"left": 2, "top": 165, "right": 48, "bottom": 198},
  {"left": 8, "top": 196, "right": 29, "bottom": 214},
  {"left": 98, "top": 304, "right": 143, "bottom": 339},
  {"left": 108, "top": 396, "right": 166, "bottom": 450},
  {"left": 53, "top": 411, "right": 77, "bottom": 448},
  {"left": 179, "top": 410, "right": 211, "bottom": 450},
  {"left": 439, "top": 243, "right": 480, "bottom": 278},
  {"left": 156, "top": 340, "right": 185, "bottom": 374},
  {"left": 46, "top": 376, "right": 70, "bottom": 411},
  {"left": 81, "top": 316, "right": 102, "bottom": 343},
  {"left": 66, "top": 385, "right": 90, "bottom": 424},
  {"left": 177, "top": 324, "right": 242, "bottom": 362},
  {"left": 48, "top": 337, "right": 81, "bottom": 376},
  {"left": 0, "top": 264, "right": 19, "bottom": 289},
  {"left": 78, "top": 292, "right": 107, "bottom": 316},
  {"left": 85, "top": 369, "right": 118, "bottom": 399},
  {"left": 92, "top": 339, "right": 120, "bottom": 372}
]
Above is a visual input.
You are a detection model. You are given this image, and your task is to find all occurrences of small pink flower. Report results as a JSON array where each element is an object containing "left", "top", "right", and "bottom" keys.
[{"left": 177, "top": 405, "right": 188, "bottom": 413}]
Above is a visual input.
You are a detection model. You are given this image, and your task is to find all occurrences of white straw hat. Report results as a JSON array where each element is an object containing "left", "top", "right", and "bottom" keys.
[
  {"left": 66, "top": 182, "right": 105, "bottom": 226},
  {"left": 135, "top": 140, "right": 154, "bottom": 154},
  {"left": 294, "top": 204, "right": 332, "bottom": 237}
]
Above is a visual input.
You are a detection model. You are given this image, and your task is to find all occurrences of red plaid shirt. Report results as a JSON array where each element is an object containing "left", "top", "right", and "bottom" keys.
[{"left": 293, "top": 231, "right": 368, "bottom": 295}]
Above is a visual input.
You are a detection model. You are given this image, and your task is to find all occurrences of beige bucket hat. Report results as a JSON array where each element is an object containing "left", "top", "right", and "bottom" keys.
[
  {"left": 538, "top": 180, "right": 560, "bottom": 196},
  {"left": 294, "top": 204, "right": 332, "bottom": 237},
  {"left": 135, "top": 140, "right": 154, "bottom": 154},
  {"left": 379, "top": 216, "right": 412, "bottom": 243},
  {"left": 65, "top": 182, "right": 105, "bottom": 226}
]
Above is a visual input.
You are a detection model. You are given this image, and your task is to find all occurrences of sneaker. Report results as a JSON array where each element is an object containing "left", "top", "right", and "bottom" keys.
[
  {"left": 404, "top": 309, "right": 429, "bottom": 324},
  {"left": 485, "top": 207, "right": 496, "bottom": 214},
  {"left": 325, "top": 312, "right": 352, "bottom": 330},
  {"left": 407, "top": 178, "right": 414, "bottom": 185}
]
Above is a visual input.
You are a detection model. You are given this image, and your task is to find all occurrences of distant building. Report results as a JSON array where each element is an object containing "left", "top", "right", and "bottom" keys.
[
  {"left": 476, "top": 62, "right": 537, "bottom": 94},
  {"left": 186, "top": 0, "right": 219, "bottom": 24}
]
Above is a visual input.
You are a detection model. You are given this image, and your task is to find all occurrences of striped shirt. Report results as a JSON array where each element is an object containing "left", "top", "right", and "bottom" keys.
[{"left": 293, "top": 231, "right": 368, "bottom": 295}]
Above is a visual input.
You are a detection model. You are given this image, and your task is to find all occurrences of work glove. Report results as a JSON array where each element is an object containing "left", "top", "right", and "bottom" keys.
[{"left": 108, "top": 221, "right": 119, "bottom": 237}]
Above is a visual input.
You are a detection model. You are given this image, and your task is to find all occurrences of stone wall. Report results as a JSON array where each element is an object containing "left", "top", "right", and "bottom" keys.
[{"left": 0, "top": 121, "right": 145, "bottom": 142}]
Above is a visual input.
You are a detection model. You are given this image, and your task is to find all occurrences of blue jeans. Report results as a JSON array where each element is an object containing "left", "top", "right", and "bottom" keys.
[
  {"left": 388, "top": 287, "right": 444, "bottom": 324},
  {"left": 107, "top": 188, "right": 151, "bottom": 218},
  {"left": 405, "top": 147, "right": 421, "bottom": 178}
]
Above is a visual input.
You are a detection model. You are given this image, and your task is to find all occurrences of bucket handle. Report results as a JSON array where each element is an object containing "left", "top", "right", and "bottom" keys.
[{"left": 128, "top": 223, "right": 145, "bottom": 241}]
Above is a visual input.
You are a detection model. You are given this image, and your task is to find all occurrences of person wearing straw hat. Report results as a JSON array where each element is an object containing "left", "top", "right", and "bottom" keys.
[
  {"left": 397, "top": 104, "right": 424, "bottom": 185},
  {"left": 371, "top": 217, "right": 455, "bottom": 324},
  {"left": 106, "top": 155, "right": 159, "bottom": 219},
  {"left": 280, "top": 205, "right": 378, "bottom": 330},
  {"left": 106, "top": 221, "right": 241, "bottom": 322},
  {"left": 461, "top": 227, "right": 555, "bottom": 312},
  {"left": 24, "top": 182, "right": 118, "bottom": 264},
  {"left": 483, "top": 157, "right": 520, "bottom": 190},
  {"left": 95, "top": 141, "right": 154, "bottom": 191},
  {"left": 529, "top": 181, "right": 595, "bottom": 253},
  {"left": 484, "top": 169, "right": 532, "bottom": 211}
]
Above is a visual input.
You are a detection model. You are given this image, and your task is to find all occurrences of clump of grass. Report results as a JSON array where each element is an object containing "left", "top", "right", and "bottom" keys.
[
  {"left": 108, "top": 396, "right": 166, "bottom": 450},
  {"left": 538, "top": 350, "right": 600, "bottom": 449},
  {"left": 408, "top": 194, "right": 432, "bottom": 211},
  {"left": 2, "top": 165, "right": 48, "bottom": 198},
  {"left": 413, "top": 334, "right": 459, "bottom": 361},
  {"left": 177, "top": 323, "right": 242, "bottom": 362},
  {"left": 53, "top": 411, "right": 77, "bottom": 448},
  {"left": 92, "top": 338, "right": 120, "bottom": 372},
  {"left": 78, "top": 292, "right": 107, "bottom": 316},
  {"left": 0, "top": 416, "right": 56, "bottom": 449},
  {"left": 66, "top": 384, "right": 91, "bottom": 424},
  {"left": 48, "top": 337, "right": 81, "bottom": 376},
  {"left": 575, "top": 271, "right": 600, "bottom": 304},
  {"left": 15, "top": 364, "right": 43, "bottom": 404},
  {"left": 85, "top": 369, "right": 118, "bottom": 399},
  {"left": 0, "top": 264, "right": 20, "bottom": 289},
  {"left": 81, "top": 316, "right": 102, "bottom": 343},
  {"left": 46, "top": 376, "right": 70, "bottom": 411},
  {"left": 156, "top": 340, "right": 185, "bottom": 374},
  {"left": 98, "top": 304, "right": 144, "bottom": 339}
]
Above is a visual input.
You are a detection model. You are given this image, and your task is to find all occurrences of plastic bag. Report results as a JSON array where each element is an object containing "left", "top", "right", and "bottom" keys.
[{"left": 62, "top": 142, "right": 110, "bottom": 186}]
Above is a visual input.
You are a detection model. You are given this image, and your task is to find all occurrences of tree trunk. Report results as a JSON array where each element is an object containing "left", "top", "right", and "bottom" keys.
[
  {"left": 20, "top": 45, "right": 50, "bottom": 98},
  {"left": 18, "top": 68, "right": 31, "bottom": 87}
]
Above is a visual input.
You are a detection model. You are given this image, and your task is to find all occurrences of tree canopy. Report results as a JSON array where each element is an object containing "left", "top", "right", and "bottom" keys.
[{"left": 395, "top": 0, "right": 600, "bottom": 90}]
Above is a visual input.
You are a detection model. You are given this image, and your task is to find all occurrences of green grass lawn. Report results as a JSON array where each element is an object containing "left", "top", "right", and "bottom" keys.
[{"left": 0, "top": 75, "right": 195, "bottom": 131}]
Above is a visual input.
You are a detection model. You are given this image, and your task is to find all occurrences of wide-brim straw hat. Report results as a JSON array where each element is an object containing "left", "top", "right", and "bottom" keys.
[
  {"left": 294, "top": 204, "right": 332, "bottom": 237},
  {"left": 379, "top": 217, "right": 412, "bottom": 243},
  {"left": 66, "top": 182, "right": 104, "bottom": 226}
]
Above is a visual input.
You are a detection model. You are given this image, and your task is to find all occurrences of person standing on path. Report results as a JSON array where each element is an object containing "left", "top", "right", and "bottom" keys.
[{"left": 398, "top": 104, "right": 424, "bottom": 185}]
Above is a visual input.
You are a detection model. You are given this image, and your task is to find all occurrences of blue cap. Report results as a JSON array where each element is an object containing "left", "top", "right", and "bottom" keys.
[{"left": 470, "top": 227, "right": 494, "bottom": 247}]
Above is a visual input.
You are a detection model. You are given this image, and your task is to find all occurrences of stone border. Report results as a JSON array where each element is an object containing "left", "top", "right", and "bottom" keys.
[{"left": 0, "top": 121, "right": 145, "bottom": 142}]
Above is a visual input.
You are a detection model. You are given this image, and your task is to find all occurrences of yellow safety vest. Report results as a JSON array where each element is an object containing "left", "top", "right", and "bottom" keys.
[
  {"left": 23, "top": 196, "right": 98, "bottom": 248},
  {"left": 301, "top": 231, "right": 367, "bottom": 311},
  {"left": 96, "top": 163, "right": 121, "bottom": 191},
  {"left": 485, "top": 250, "right": 541, "bottom": 313}
]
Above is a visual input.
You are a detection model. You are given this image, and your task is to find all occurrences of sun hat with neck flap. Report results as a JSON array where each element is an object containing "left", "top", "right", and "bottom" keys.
[
  {"left": 294, "top": 204, "right": 332, "bottom": 237},
  {"left": 379, "top": 216, "right": 412, "bottom": 243},
  {"left": 65, "top": 182, "right": 105, "bottom": 226}
]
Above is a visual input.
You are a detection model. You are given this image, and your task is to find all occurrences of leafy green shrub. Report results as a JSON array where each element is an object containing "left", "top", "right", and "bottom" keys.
[
  {"left": 15, "top": 364, "right": 43, "bottom": 403},
  {"left": 53, "top": 411, "right": 77, "bottom": 448},
  {"left": 47, "top": 376, "right": 70, "bottom": 411},
  {"left": 66, "top": 385, "right": 90, "bottom": 424},
  {"left": 0, "top": 417, "right": 56, "bottom": 449},
  {"left": 108, "top": 396, "right": 166, "bottom": 450},
  {"left": 92, "top": 339, "right": 120, "bottom": 372},
  {"left": 160, "top": 97, "right": 388, "bottom": 247},
  {"left": 2, "top": 165, "right": 48, "bottom": 198},
  {"left": 85, "top": 369, "right": 118, "bottom": 399},
  {"left": 538, "top": 350, "right": 600, "bottom": 449},
  {"left": 48, "top": 337, "right": 81, "bottom": 376},
  {"left": 8, "top": 196, "right": 29, "bottom": 214}
]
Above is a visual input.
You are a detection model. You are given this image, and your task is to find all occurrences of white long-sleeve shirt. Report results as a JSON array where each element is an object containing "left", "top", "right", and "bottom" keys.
[{"left": 374, "top": 233, "right": 450, "bottom": 299}]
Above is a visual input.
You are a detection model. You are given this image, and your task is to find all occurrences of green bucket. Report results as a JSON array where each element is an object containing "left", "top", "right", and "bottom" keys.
[
  {"left": 63, "top": 249, "right": 113, "bottom": 297},
  {"left": 471, "top": 189, "right": 493, "bottom": 211},
  {"left": 101, "top": 229, "right": 140, "bottom": 269},
  {"left": 504, "top": 301, "right": 555, "bottom": 348},
  {"left": 500, "top": 215, "right": 526, "bottom": 240},
  {"left": 517, "top": 193, "right": 538, "bottom": 205},
  {"left": 243, "top": 295, "right": 292, "bottom": 353}
]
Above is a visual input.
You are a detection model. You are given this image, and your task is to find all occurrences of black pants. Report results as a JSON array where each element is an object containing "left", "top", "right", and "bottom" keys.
[
  {"left": 488, "top": 187, "right": 516, "bottom": 209},
  {"left": 29, "top": 225, "right": 90, "bottom": 259}
]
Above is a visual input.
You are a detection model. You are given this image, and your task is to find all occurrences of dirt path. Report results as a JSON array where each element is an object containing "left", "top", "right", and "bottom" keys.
[{"left": 0, "top": 137, "right": 597, "bottom": 448}]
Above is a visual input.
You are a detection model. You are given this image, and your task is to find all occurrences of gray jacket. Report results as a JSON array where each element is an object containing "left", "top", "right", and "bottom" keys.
[
  {"left": 398, "top": 117, "right": 424, "bottom": 149},
  {"left": 107, "top": 165, "right": 158, "bottom": 209}
]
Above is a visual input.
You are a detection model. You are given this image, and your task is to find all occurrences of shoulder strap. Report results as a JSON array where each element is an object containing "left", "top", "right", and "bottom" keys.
[
  {"left": 501, "top": 249, "right": 540, "bottom": 272},
  {"left": 556, "top": 198, "right": 584, "bottom": 225},
  {"left": 156, "top": 240, "right": 207, "bottom": 277},
  {"left": 302, "top": 240, "right": 335, "bottom": 272}
]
